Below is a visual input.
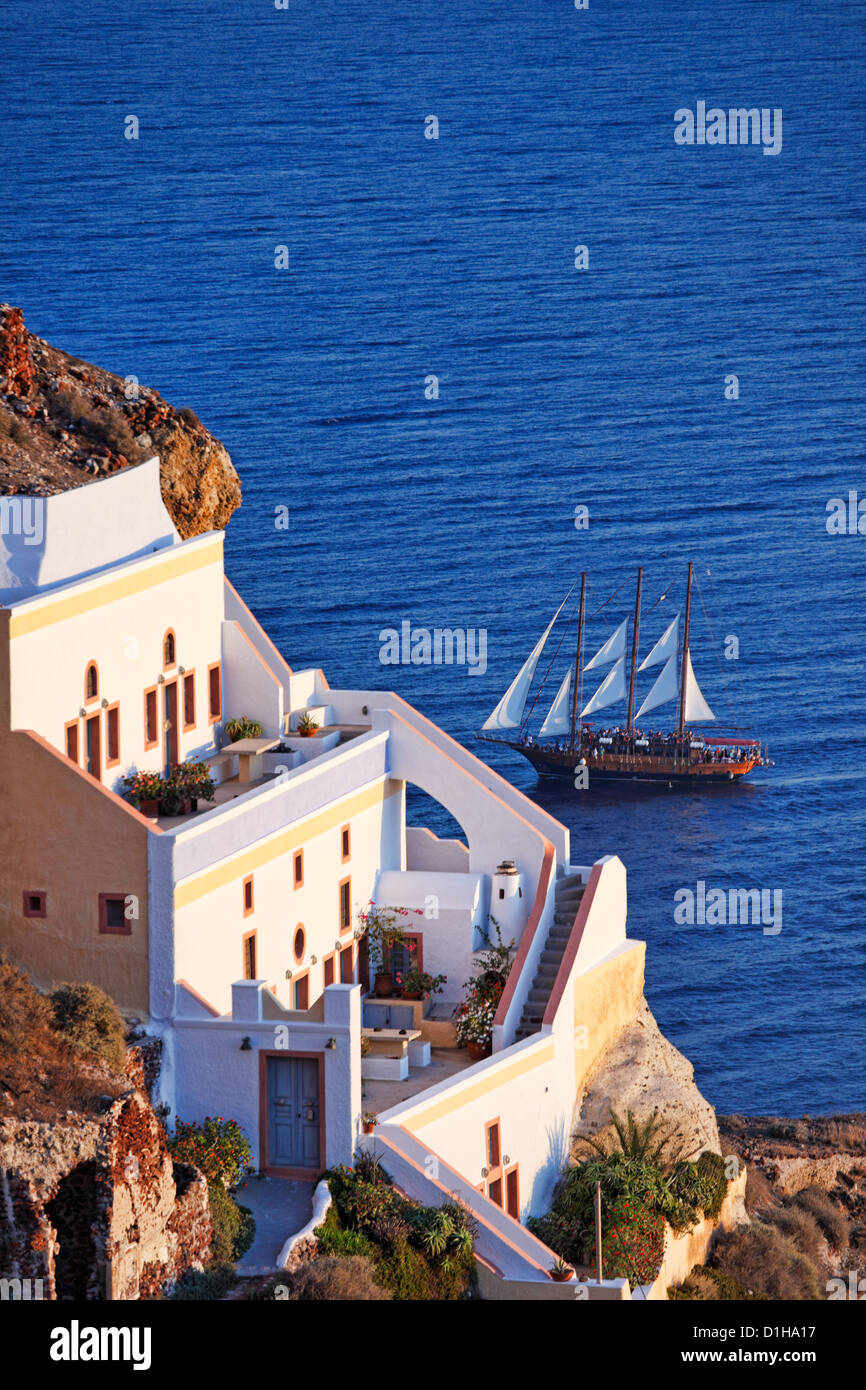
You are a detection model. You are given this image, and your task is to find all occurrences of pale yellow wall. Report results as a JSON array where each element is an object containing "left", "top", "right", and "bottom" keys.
[
  {"left": 173, "top": 780, "right": 403, "bottom": 1014},
  {"left": 573, "top": 941, "right": 647, "bottom": 1093}
]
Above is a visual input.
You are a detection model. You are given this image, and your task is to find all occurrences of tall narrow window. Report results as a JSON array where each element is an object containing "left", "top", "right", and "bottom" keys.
[
  {"left": 106, "top": 704, "right": 120, "bottom": 766},
  {"left": 144, "top": 688, "right": 158, "bottom": 749},
  {"left": 85, "top": 663, "right": 98, "bottom": 702},
  {"left": 339, "top": 877, "right": 351, "bottom": 932},
  {"left": 293, "top": 850, "right": 304, "bottom": 889},
  {"left": 293, "top": 974, "right": 309, "bottom": 1010},
  {"left": 243, "top": 875, "right": 254, "bottom": 916},
  {"left": 243, "top": 931, "right": 257, "bottom": 980},
  {"left": 339, "top": 944, "right": 354, "bottom": 984},
  {"left": 341, "top": 824, "right": 351, "bottom": 862},
  {"left": 208, "top": 663, "right": 222, "bottom": 722},
  {"left": 183, "top": 672, "right": 196, "bottom": 730},
  {"left": 323, "top": 955, "right": 335, "bottom": 987},
  {"left": 163, "top": 630, "right": 176, "bottom": 668}
]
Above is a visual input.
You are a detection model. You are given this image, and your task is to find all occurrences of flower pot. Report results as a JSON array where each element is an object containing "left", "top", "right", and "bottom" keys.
[
  {"left": 298, "top": 728, "right": 317, "bottom": 738},
  {"left": 190, "top": 797, "right": 198, "bottom": 811},
  {"left": 467, "top": 1040, "right": 491, "bottom": 1062},
  {"left": 362, "top": 1121, "right": 376, "bottom": 1135},
  {"left": 139, "top": 799, "right": 160, "bottom": 818},
  {"left": 374, "top": 972, "right": 394, "bottom": 997},
  {"left": 549, "top": 1267, "right": 574, "bottom": 1283},
  {"left": 402, "top": 990, "right": 422, "bottom": 1001}
]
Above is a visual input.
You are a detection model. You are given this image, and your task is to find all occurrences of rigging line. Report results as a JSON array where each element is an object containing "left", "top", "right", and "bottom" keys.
[
  {"left": 517, "top": 581, "right": 579, "bottom": 732},
  {"left": 647, "top": 570, "right": 681, "bottom": 613},
  {"left": 588, "top": 576, "right": 631, "bottom": 620},
  {"left": 693, "top": 568, "right": 738, "bottom": 726},
  {"left": 522, "top": 606, "right": 580, "bottom": 730}
]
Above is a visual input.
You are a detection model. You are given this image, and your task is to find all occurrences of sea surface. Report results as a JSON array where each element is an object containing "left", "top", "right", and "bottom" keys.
[{"left": 2, "top": 0, "right": 865, "bottom": 1115}]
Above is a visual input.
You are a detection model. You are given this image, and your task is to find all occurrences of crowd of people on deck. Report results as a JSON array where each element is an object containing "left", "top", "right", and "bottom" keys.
[{"left": 520, "top": 726, "right": 747, "bottom": 763}]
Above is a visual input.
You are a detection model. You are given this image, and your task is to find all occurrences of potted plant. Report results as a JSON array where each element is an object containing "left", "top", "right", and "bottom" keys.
[
  {"left": 549, "top": 1257, "right": 574, "bottom": 1283},
  {"left": 362, "top": 1111, "right": 377, "bottom": 1135},
  {"left": 172, "top": 759, "right": 216, "bottom": 811},
  {"left": 401, "top": 967, "right": 447, "bottom": 1001},
  {"left": 454, "top": 917, "right": 515, "bottom": 1061},
  {"left": 357, "top": 902, "right": 423, "bottom": 997},
  {"left": 295, "top": 710, "right": 319, "bottom": 738},
  {"left": 122, "top": 769, "right": 165, "bottom": 817},
  {"left": 223, "top": 715, "right": 264, "bottom": 742}
]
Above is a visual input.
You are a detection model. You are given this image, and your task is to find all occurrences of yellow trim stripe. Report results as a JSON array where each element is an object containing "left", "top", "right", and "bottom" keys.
[
  {"left": 174, "top": 778, "right": 402, "bottom": 909},
  {"left": 401, "top": 1041, "right": 555, "bottom": 1131},
  {"left": 9, "top": 538, "right": 224, "bottom": 637}
]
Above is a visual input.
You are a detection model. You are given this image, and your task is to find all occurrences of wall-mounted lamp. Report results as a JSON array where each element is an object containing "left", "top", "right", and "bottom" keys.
[
  {"left": 285, "top": 969, "right": 293, "bottom": 980},
  {"left": 334, "top": 940, "right": 342, "bottom": 953},
  {"left": 481, "top": 1166, "right": 489, "bottom": 1179},
  {"left": 178, "top": 665, "right": 186, "bottom": 675},
  {"left": 325, "top": 1038, "right": 337, "bottom": 1051},
  {"left": 157, "top": 674, "right": 166, "bottom": 684},
  {"left": 100, "top": 698, "right": 109, "bottom": 709},
  {"left": 361, "top": 705, "right": 368, "bottom": 716},
  {"left": 78, "top": 707, "right": 86, "bottom": 718},
  {"left": 503, "top": 1155, "right": 511, "bottom": 1166},
  {"left": 239, "top": 1036, "right": 252, "bottom": 1051},
  {"left": 310, "top": 955, "right": 318, "bottom": 965}
]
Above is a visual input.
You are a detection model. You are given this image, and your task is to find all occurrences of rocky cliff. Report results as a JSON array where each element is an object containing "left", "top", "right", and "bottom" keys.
[
  {"left": 572, "top": 997, "right": 721, "bottom": 1161},
  {"left": 0, "top": 1088, "right": 212, "bottom": 1300},
  {"left": 0, "top": 304, "right": 241, "bottom": 538}
]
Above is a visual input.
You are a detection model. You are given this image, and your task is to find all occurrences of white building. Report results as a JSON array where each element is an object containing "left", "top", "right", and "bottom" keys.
[{"left": 0, "top": 461, "right": 646, "bottom": 1295}]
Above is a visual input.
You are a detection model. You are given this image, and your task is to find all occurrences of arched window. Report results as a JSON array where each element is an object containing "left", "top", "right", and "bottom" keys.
[
  {"left": 293, "top": 925, "right": 306, "bottom": 962},
  {"left": 163, "top": 630, "right": 176, "bottom": 668},
  {"left": 85, "top": 663, "right": 98, "bottom": 701}
]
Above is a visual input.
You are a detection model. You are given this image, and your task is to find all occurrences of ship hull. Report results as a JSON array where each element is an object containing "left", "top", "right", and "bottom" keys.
[{"left": 488, "top": 741, "right": 759, "bottom": 785}]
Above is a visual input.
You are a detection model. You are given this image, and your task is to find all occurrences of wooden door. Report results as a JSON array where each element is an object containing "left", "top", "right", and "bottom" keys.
[
  {"left": 163, "top": 680, "right": 178, "bottom": 774},
  {"left": 267, "top": 1056, "right": 321, "bottom": 1170},
  {"left": 85, "top": 713, "right": 101, "bottom": 780}
]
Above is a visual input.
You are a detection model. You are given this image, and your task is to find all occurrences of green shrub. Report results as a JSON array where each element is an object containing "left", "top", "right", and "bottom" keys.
[
  {"left": 208, "top": 1182, "right": 255, "bottom": 1266},
  {"left": 669, "top": 1264, "right": 769, "bottom": 1301},
  {"left": 771, "top": 1206, "right": 824, "bottom": 1264},
  {"left": 282, "top": 1256, "right": 390, "bottom": 1301},
  {"left": 169, "top": 1116, "right": 251, "bottom": 1187},
  {"left": 49, "top": 982, "right": 126, "bottom": 1071},
  {"left": 0, "top": 954, "right": 51, "bottom": 1053},
  {"left": 321, "top": 1161, "right": 476, "bottom": 1300},
  {"left": 224, "top": 715, "right": 264, "bottom": 742},
  {"left": 712, "top": 1222, "right": 821, "bottom": 1301},
  {"left": 793, "top": 1186, "right": 850, "bottom": 1249},
  {"left": 169, "top": 1265, "right": 236, "bottom": 1300}
]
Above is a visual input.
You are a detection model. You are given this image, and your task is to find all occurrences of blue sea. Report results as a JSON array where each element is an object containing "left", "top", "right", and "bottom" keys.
[{"left": 3, "top": 0, "right": 864, "bottom": 1116}]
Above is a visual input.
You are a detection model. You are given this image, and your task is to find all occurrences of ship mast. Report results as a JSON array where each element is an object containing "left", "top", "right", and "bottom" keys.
[
  {"left": 678, "top": 560, "right": 694, "bottom": 734},
  {"left": 569, "top": 572, "right": 586, "bottom": 751},
  {"left": 625, "top": 566, "right": 642, "bottom": 733}
]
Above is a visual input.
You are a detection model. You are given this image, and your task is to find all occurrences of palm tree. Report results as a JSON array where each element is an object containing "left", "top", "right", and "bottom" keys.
[{"left": 579, "top": 1107, "right": 694, "bottom": 1169}]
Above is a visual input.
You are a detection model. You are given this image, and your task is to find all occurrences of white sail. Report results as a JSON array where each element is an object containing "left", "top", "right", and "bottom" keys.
[
  {"left": 481, "top": 592, "right": 572, "bottom": 732},
  {"left": 638, "top": 613, "right": 679, "bottom": 672},
  {"left": 683, "top": 650, "right": 715, "bottom": 722},
  {"left": 580, "top": 656, "right": 627, "bottom": 717},
  {"left": 584, "top": 618, "right": 628, "bottom": 672},
  {"left": 539, "top": 669, "right": 572, "bottom": 738},
  {"left": 634, "top": 654, "right": 679, "bottom": 721}
]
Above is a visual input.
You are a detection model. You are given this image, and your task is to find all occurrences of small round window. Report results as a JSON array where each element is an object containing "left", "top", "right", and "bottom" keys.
[{"left": 293, "top": 926, "right": 305, "bottom": 962}]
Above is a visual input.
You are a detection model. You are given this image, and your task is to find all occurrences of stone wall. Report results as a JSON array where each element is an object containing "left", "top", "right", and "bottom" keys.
[{"left": 0, "top": 1089, "right": 211, "bottom": 1300}]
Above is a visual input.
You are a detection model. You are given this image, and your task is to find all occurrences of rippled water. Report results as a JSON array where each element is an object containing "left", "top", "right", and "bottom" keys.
[{"left": 3, "top": 0, "right": 865, "bottom": 1114}]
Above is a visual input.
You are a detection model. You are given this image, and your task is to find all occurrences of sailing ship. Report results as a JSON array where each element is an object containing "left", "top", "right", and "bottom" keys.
[{"left": 477, "top": 563, "right": 768, "bottom": 785}]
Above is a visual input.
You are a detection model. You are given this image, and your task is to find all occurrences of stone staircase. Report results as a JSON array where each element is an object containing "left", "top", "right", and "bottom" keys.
[{"left": 514, "top": 872, "right": 585, "bottom": 1041}]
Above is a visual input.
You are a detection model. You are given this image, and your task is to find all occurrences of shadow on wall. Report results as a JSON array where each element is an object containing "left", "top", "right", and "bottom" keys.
[{"left": 528, "top": 1116, "right": 571, "bottom": 1219}]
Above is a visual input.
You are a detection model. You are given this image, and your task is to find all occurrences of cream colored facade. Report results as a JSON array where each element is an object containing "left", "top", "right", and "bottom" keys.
[{"left": 1, "top": 462, "right": 669, "bottom": 1298}]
